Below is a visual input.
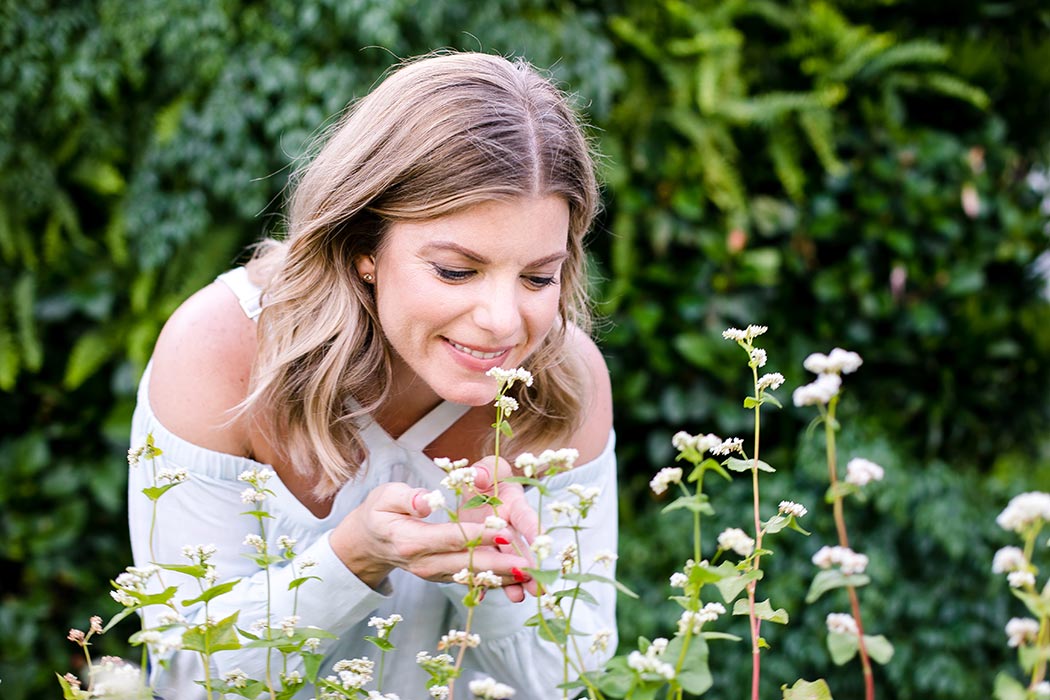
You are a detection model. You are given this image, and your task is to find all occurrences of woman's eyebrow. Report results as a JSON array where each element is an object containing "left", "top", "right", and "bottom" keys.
[{"left": 421, "top": 241, "right": 568, "bottom": 267}]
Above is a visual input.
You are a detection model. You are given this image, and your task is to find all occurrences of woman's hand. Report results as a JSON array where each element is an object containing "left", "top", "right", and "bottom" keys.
[{"left": 329, "top": 459, "right": 538, "bottom": 601}]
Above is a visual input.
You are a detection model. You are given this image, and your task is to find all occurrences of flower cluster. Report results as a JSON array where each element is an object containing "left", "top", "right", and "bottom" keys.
[
  {"left": 627, "top": 638, "right": 675, "bottom": 680},
  {"left": 826, "top": 612, "right": 859, "bottom": 636},
  {"left": 996, "top": 491, "right": 1050, "bottom": 533},
  {"left": 469, "top": 677, "right": 516, "bottom": 699},
  {"left": 717, "top": 527, "right": 755, "bottom": 558},
  {"left": 437, "top": 629, "right": 481, "bottom": 651},
  {"left": 485, "top": 367, "right": 534, "bottom": 391},
  {"left": 792, "top": 347, "right": 863, "bottom": 407},
  {"left": 649, "top": 467, "right": 682, "bottom": 495},
  {"left": 677, "top": 602, "right": 726, "bottom": 635},
  {"left": 778, "top": 501, "right": 808, "bottom": 518},
  {"left": 1005, "top": 617, "right": 1040, "bottom": 648},
  {"left": 845, "top": 458, "right": 885, "bottom": 487},
  {"left": 513, "top": 447, "right": 579, "bottom": 477},
  {"left": 722, "top": 325, "right": 768, "bottom": 342},
  {"left": 812, "top": 545, "right": 869, "bottom": 575}
]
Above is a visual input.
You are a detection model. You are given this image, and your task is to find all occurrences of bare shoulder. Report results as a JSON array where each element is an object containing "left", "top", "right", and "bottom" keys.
[
  {"left": 565, "top": 325, "right": 613, "bottom": 464},
  {"left": 147, "top": 280, "right": 258, "bottom": 456}
]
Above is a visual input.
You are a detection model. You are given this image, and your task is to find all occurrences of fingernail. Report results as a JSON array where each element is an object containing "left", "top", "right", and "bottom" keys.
[
  {"left": 494, "top": 536, "right": 511, "bottom": 546},
  {"left": 511, "top": 567, "right": 528, "bottom": 583},
  {"left": 411, "top": 492, "right": 421, "bottom": 511},
  {"left": 475, "top": 465, "right": 490, "bottom": 481}
]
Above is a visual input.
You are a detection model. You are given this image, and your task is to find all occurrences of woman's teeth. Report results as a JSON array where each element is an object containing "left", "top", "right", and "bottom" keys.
[{"left": 449, "top": 340, "right": 504, "bottom": 360}]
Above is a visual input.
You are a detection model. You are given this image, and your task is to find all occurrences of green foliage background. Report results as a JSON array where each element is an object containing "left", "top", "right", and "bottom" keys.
[{"left": 2, "top": 1, "right": 1048, "bottom": 698}]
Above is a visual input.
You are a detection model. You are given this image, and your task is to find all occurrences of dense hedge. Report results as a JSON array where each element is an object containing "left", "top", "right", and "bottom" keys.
[{"left": 2, "top": 1, "right": 1048, "bottom": 698}]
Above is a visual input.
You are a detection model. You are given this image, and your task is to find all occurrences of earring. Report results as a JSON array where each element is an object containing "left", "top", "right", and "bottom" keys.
[{"left": 363, "top": 273, "right": 374, "bottom": 283}]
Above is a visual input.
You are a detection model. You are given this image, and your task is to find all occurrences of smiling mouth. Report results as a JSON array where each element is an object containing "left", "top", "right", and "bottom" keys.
[{"left": 447, "top": 339, "right": 508, "bottom": 360}]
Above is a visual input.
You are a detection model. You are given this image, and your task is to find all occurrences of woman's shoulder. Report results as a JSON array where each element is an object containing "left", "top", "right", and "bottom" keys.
[
  {"left": 147, "top": 279, "right": 259, "bottom": 457},
  {"left": 564, "top": 324, "right": 613, "bottom": 464}
]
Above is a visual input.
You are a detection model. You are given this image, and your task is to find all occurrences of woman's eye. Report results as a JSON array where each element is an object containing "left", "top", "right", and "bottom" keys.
[
  {"left": 524, "top": 275, "right": 558, "bottom": 290},
  {"left": 432, "top": 265, "right": 474, "bottom": 281}
]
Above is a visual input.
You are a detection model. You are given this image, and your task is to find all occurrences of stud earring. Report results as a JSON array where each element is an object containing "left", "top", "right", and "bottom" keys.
[{"left": 363, "top": 273, "right": 374, "bottom": 283}]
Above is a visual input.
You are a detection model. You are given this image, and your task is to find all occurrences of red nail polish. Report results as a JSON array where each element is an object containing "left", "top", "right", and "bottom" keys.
[
  {"left": 511, "top": 567, "right": 528, "bottom": 583},
  {"left": 494, "top": 536, "right": 511, "bottom": 546}
]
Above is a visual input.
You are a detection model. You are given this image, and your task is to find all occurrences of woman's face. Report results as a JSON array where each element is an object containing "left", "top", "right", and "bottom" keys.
[{"left": 365, "top": 196, "right": 570, "bottom": 407}]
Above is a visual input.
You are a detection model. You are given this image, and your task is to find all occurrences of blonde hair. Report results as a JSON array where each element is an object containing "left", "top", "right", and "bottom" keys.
[{"left": 244, "top": 52, "right": 600, "bottom": 497}]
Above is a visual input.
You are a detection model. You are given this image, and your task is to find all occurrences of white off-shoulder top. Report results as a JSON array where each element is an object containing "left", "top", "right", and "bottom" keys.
[{"left": 127, "top": 267, "right": 619, "bottom": 700}]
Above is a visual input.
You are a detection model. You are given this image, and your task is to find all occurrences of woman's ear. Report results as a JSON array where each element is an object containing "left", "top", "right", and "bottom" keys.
[{"left": 355, "top": 255, "right": 376, "bottom": 283}]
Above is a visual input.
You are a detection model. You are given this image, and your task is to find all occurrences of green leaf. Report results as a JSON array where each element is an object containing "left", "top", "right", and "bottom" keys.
[
  {"left": 825, "top": 481, "right": 860, "bottom": 503},
  {"left": 365, "top": 635, "right": 395, "bottom": 652},
  {"left": 827, "top": 631, "right": 859, "bottom": 665},
  {"left": 715, "top": 568, "right": 762, "bottom": 603},
  {"left": 594, "top": 656, "right": 634, "bottom": 696},
  {"left": 562, "top": 572, "right": 639, "bottom": 598},
  {"left": 55, "top": 672, "right": 84, "bottom": 700},
  {"left": 764, "top": 392, "right": 784, "bottom": 409},
  {"left": 1011, "top": 588, "right": 1050, "bottom": 618},
  {"left": 181, "top": 612, "right": 241, "bottom": 653},
  {"left": 156, "top": 562, "right": 207, "bottom": 578},
  {"left": 665, "top": 634, "right": 712, "bottom": 694},
  {"left": 63, "top": 330, "right": 116, "bottom": 390},
  {"left": 499, "top": 420, "right": 514, "bottom": 438},
  {"left": 862, "top": 634, "right": 894, "bottom": 665},
  {"left": 288, "top": 575, "right": 322, "bottom": 591},
  {"left": 525, "top": 567, "right": 562, "bottom": 587},
  {"left": 303, "top": 651, "right": 324, "bottom": 683},
  {"left": 805, "top": 569, "right": 870, "bottom": 603},
  {"left": 661, "top": 493, "right": 715, "bottom": 516},
  {"left": 726, "top": 457, "right": 776, "bottom": 473},
  {"left": 142, "top": 482, "right": 182, "bottom": 501},
  {"left": 782, "top": 678, "right": 834, "bottom": 700},
  {"left": 181, "top": 579, "right": 241, "bottom": 606},
  {"left": 744, "top": 396, "right": 761, "bottom": 409},
  {"left": 732, "top": 598, "right": 789, "bottom": 624},
  {"left": 702, "top": 631, "right": 743, "bottom": 642},
  {"left": 992, "top": 672, "right": 1028, "bottom": 700},
  {"left": 462, "top": 495, "right": 489, "bottom": 510},
  {"left": 553, "top": 586, "right": 599, "bottom": 606}
]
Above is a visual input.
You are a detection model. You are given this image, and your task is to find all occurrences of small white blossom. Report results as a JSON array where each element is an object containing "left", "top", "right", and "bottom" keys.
[
  {"left": 281, "top": 670, "right": 304, "bottom": 685},
  {"left": 590, "top": 629, "right": 613, "bottom": 654},
  {"left": 649, "top": 467, "right": 683, "bottom": 495},
  {"left": 223, "top": 669, "right": 249, "bottom": 688},
  {"left": 992, "top": 546, "right": 1027, "bottom": 574},
  {"left": 469, "top": 677, "right": 516, "bottom": 699},
  {"left": 559, "top": 543, "right": 579, "bottom": 574},
  {"left": 778, "top": 501, "right": 808, "bottom": 518},
  {"left": 826, "top": 612, "right": 859, "bottom": 636},
  {"left": 792, "top": 372, "right": 842, "bottom": 407},
  {"left": 811, "top": 545, "right": 868, "bottom": 575},
  {"left": 996, "top": 492, "right": 1050, "bottom": 533},
  {"left": 804, "top": 348, "right": 863, "bottom": 375},
  {"left": 298, "top": 556, "right": 318, "bottom": 571},
  {"left": 1008, "top": 570, "right": 1036, "bottom": 588},
  {"left": 845, "top": 458, "right": 885, "bottom": 487},
  {"left": 440, "top": 466, "right": 478, "bottom": 491},
  {"left": 280, "top": 615, "right": 300, "bottom": 637},
  {"left": 243, "top": 534, "right": 266, "bottom": 552},
  {"left": 514, "top": 453, "right": 539, "bottom": 477},
  {"left": 626, "top": 637, "right": 675, "bottom": 680},
  {"left": 367, "top": 614, "right": 403, "bottom": 639},
  {"left": 669, "top": 572, "right": 689, "bottom": 589},
  {"left": 433, "top": 457, "right": 470, "bottom": 472},
  {"left": 494, "top": 395, "right": 519, "bottom": 414},
  {"left": 438, "top": 629, "right": 481, "bottom": 650},
  {"left": 677, "top": 602, "right": 726, "bottom": 634},
  {"left": 429, "top": 687, "right": 450, "bottom": 699},
  {"left": 237, "top": 468, "right": 275, "bottom": 487},
  {"left": 156, "top": 467, "right": 188, "bottom": 484},
  {"left": 423, "top": 490, "right": 446, "bottom": 510},
  {"left": 486, "top": 366, "right": 533, "bottom": 389},
  {"left": 485, "top": 515, "right": 508, "bottom": 530},
  {"left": 717, "top": 528, "right": 755, "bottom": 557},
  {"left": 757, "top": 373, "right": 785, "bottom": 392},
  {"left": 1033, "top": 681, "right": 1050, "bottom": 698},
  {"left": 530, "top": 534, "right": 552, "bottom": 561},
  {"left": 749, "top": 348, "right": 768, "bottom": 368},
  {"left": 276, "top": 535, "right": 297, "bottom": 551},
  {"left": 722, "top": 325, "right": 767, "bottom": 342},
  {"left": 547, "top": 500, "right": 580, "bottom": 523},
  {"left": 303, "top": 637, "right": 321, "bottom": 652},
  {"left": 90, "top": 658, "right": 143, "bottom": 698},
  {"left": 366, "top": 692, "right": 400, "bottom": 700},
  {"left": 538, "top": 448, "right": 579, "bottom": 473},
  {"left": 592, "top": 550, "right": 618, "bottom": 569},
  {"left": 241, "top": 487, "right": 266, "bottom": 504},
  {"left": 1006, "top": 617, "right": 1040, "bottom": 647},
  {"left": 711, "top": 437, "right": 745, "bottom": 456}
]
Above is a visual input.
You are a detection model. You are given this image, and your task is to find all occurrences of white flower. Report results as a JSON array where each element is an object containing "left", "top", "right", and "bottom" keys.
[
  {"left": 722, "top": 325, "right": 767, "bottom": 342},
  {"left": 778, "top": 501, "right": 808, "bottom": 518},
  {"left": 996, "top": 492, "right": 1050, "bottom": 532},
  {"left": 757, "top": 373, "right": 785, "bottom": 392},
  {"left": 366, "top": 692, "right": 400, "bottom": 700},
  {"left": 626, "top": 638, "right": 675, "bottom": 679},
  {"left": 826, "top": 612, "right": 859, "bottom": 636},
  {"left": 243, "top": 534, "right": 266, "bottom": 552},
  {"left": 845, "top": 458, "right": 885, "bottom": 487},
  {"left": 547, "top": 500, "right": 580, "bottom": 523},
  {"left": 440, "top": 466, "right": 477, "bottom": 491},
  {"left": 486, "top": 366, "right": 533, "bottom": 389},
  {"left": 303, "top": 637, "right": 321, "bottom": 652},
  {"left": 514, "top": 453, "right": 539, "bottom": 477},
  {"left": 241, "top": 487, "right": 266, "bottom": 504},
  {"left": 669, "top": 572, "right": 689, "bottom": 589},
  {"left": 538, "top": 448, "right": 579, "bottom": 472},
  {"left": 677, "top": 603, "right": 726, "bottom": 635},
  {"left": 711, "top": 438, "right": 745, "bottom": 456},
  {"left": 1008, "top": 570, "right": 1036, "bottom": 588},
  {"left": 804, "top": 348, "right": 863, "bottom": 375},
  {"left": 367, "top": 614, "right": 403, "bottom": 639},
  {"left": 90, "top": 658, "right": 143, "bottom": 697},
  {"left": 422, "top": 490, "right": 446, "bottom": 510},
  {"left": 438, "top": 629, "right": 481, "bottom": 650},
  {"left": 469, "top": 677, "right": 516, "bottom": 699},
  {"left": 433, "top": 457, "right": 470, "bottom": 472},
  {"left": 281, "top": 670, "right": 304, "bottom": 686},
  {"left": 649, "top": 467, "right": 683, "bottom": 495},
  {"left": 237, "top": 468, "right": 275, "bottom": 487},
  {"left": 277, "top": 535, "right": 297, "bottom": 551},
  {"left": 181, "top": 544, "right": 217, "bottom": 564},
  {"left": 749, "top": 348, "right": 767, "bottom": 368},
  {"left": 590, "top": 629, "right": 613, "bottom": 654},
  {"left": 280, "top": 615, "right": 300, "bottom": 637},
  {"left": 717, "top": 528, "right": 755, "bottom": 557},
  {"left": 568, "top": 484, "right": 601, "bottom": 509},
  {"left": 1006, "top": 617, "right": 1040, "bottom": 647},
  {"left": 530, "top": 535, "right": 552, "bottom": 561},
  {"left": 429, "top": 687, "right": 450, "bottom": 699},
  {"left": 992, "top": 546, "right": 1026, "bottom": 574},
  {"left": 559, "top": 543, "right": 579, "bottom": 574},
  {"left": 223, "top": 669, "right": 249, "bottom": 688},
  {"left": 485, "top": 515, "right": 508, "bottom": 530},
  {"left": 592, "top": 550, "right": 618, "bottom": 569},
  {"left": 494, "top": 395, "right": 519, "bottom": 414},
  {"left": 1033, "top": 681, "right": 1050, "bottom": 698},
  {"left": 792, "top": 372, "right": 842, "bottom": 406},
  {"left": 156, "top": 468, "right": 188, "bottom": 484},
  {"left": 298, "top": 556, "right": 318, "bottom": 571},
  {"left": 811, "top": 545, "right": 868, "bottom": 575}
]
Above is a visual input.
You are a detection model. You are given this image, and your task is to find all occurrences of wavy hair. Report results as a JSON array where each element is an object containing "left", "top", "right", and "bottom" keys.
[{"left": 243, "top": 52, "right": 600, "bottom": 497}]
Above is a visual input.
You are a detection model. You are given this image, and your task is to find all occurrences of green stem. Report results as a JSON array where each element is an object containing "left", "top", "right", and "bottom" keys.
[{"left": 749, "top": 367, "right": 763, "bottom": 700}]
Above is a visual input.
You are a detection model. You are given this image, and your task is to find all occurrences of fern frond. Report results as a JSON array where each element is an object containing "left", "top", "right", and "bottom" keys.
[
  {"left": 719, "top": 91, "right": 829, "bottom": 126},
  {"left": 768, "top": 127, "right": 806, "bottom": 202},
  {"left": 859, "top": 40, "right": 949, "bottom": 79},
  {"left": 921, "top": 72, "right": 991, "bottom": 109},
  {"left": 798, "top": 109, "right": 844, "bottom": 176}
]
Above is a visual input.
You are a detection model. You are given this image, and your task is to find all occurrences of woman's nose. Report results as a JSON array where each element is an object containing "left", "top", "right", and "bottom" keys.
[{"left": 472, "top": 280, "right": 523, "bottom": 340}]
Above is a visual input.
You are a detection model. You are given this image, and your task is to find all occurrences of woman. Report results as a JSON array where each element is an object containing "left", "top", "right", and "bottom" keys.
[{"left": 128, "top": 52, "right": 617, "bottom": 699}]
